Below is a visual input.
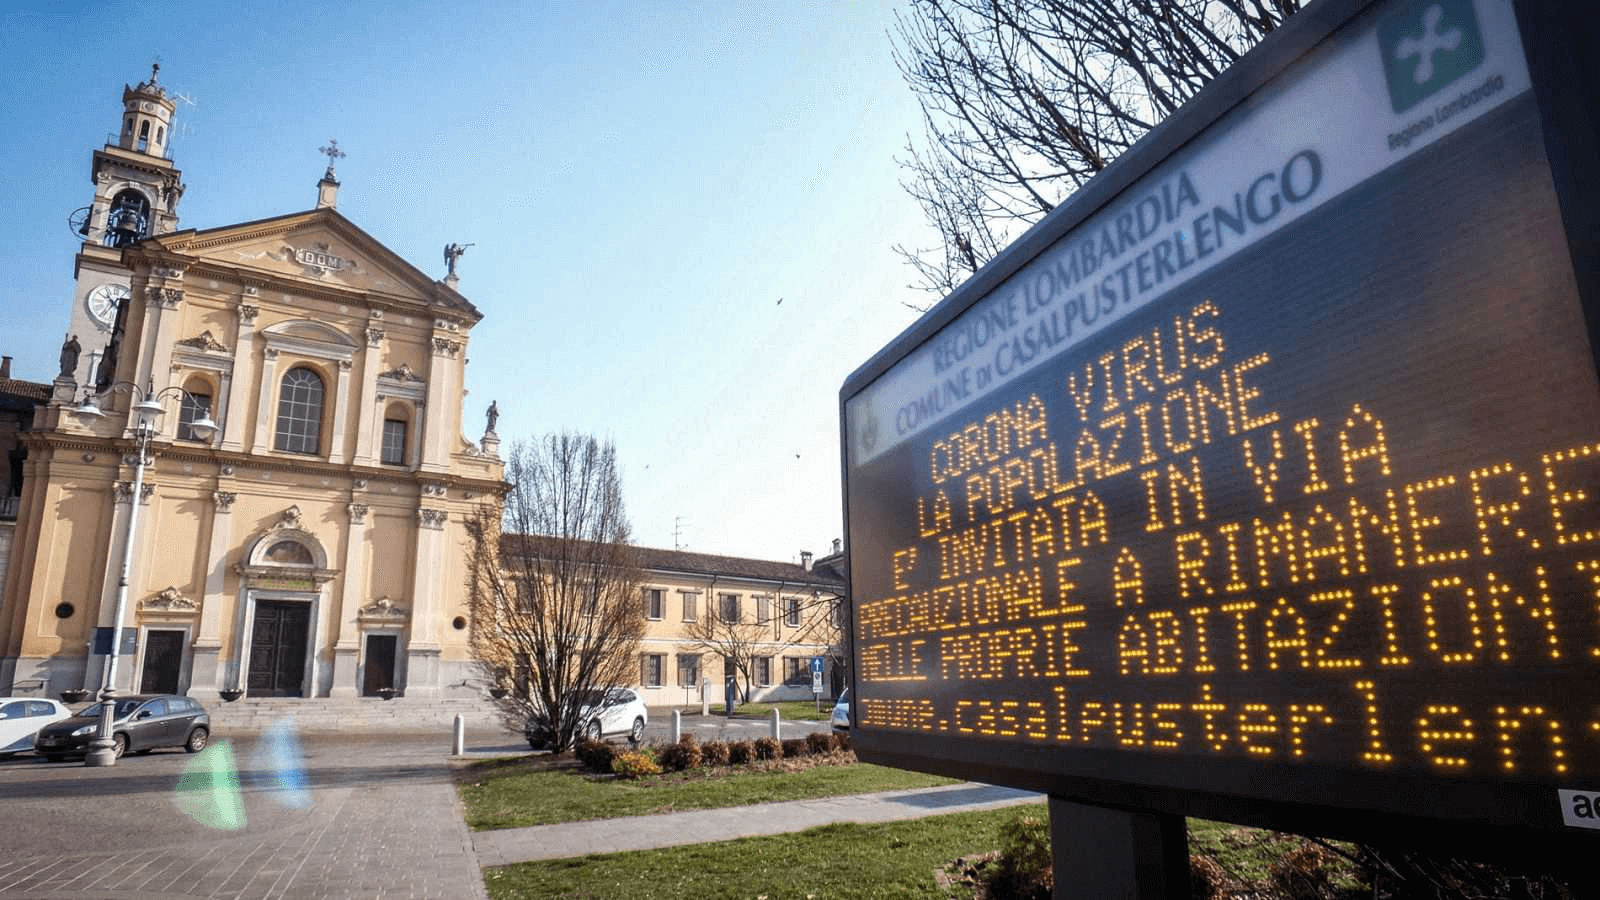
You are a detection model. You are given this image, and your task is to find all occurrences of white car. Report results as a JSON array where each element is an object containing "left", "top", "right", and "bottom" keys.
[
  {"left": 580, "top": 688, "right": 648, "bottom": 743},
  {"left": 831, "top": 689, "right": 850, "bottom": 734},
  {"left": 0, "top": 698, "right": 71, "bottom": 755},
  {"left": 525, "top": 687, "right": 648, "bottom": 748}
]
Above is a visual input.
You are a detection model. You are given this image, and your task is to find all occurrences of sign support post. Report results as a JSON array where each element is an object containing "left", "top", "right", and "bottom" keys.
[{"left": 1050, "top": 799, "right": 1188, "bottom": 900}]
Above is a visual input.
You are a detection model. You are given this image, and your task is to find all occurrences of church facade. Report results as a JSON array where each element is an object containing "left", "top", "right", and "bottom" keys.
[{"left": 0, "top": 69, "right": 506, "bottom": 703}]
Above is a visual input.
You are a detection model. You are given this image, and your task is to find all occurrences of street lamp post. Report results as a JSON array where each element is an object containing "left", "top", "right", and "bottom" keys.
[{"left": 73, "top": 381, "right": 216, "bottom": 767}]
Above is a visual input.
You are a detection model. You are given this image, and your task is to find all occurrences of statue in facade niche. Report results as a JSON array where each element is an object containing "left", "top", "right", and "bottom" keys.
[{"left": 58, "top": 334, "right": 80, "bottom": 378}]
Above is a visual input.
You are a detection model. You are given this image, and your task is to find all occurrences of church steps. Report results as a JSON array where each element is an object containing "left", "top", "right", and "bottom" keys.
[{"left": 204, "top": 696, "right": 513, "bottom": 734}]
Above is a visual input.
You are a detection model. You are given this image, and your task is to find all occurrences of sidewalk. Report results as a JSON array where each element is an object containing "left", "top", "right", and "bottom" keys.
[{"left": 472, "top": 782, "right": 1044, "bottom": 867}]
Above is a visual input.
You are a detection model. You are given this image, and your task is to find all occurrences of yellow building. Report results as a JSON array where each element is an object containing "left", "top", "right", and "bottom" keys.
[
  {"left": 633, "top": 544, "right": 845, "bottom": 707},
  {"left": 0, "top": 69, "right": 505, "bottom": 703}
]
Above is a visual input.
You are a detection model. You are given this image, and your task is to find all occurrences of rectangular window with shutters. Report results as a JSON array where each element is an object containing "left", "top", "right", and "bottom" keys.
[
  {"left": 754, "top": 656, "right": 771, "bottom": 686},
  {"left": 641, "top": 654, "right": 664, "bottom": 687},
  {"left": 681, "top": 591, "right": 698, "bottom": 622},
  {"left": 381, "top": 419, "right": 407, "bottom": 465},
  {"left": 644, "top": 588, "right": 664, "bottom": 620},
  {"left": 678, "top": 654, "right": 701, "bottom": 687},
  {"left": 719, "top": 593, "right": 740, "bottom": 623},
  {"left": 783, "top": 657, "right": 808, "bottom": 685}
]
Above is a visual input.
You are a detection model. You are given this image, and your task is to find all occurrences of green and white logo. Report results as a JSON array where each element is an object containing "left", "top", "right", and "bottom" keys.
[{"left": 1378, "top": 0, "right": 1486, "bottom": 113}]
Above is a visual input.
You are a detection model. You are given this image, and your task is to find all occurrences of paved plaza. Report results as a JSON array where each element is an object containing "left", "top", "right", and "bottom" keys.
[
  {"left": 0, "top": 728, "right": 493, "bottom": 900},
  {"left": 0, "top": 718, "right": 1039, "bottom": 899}
]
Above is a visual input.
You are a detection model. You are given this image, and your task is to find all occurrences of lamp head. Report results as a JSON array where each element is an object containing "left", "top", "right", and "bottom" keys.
[{"left": 187, "top": 414, "right": 219, "bottom": 442}]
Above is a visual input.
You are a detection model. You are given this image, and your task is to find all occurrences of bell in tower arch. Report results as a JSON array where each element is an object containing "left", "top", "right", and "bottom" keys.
[{"left": 104, "top": 189, "right": 150, "bottom": 248}]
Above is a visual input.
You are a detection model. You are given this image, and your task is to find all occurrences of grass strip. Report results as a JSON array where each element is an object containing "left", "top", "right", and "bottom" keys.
[
  {"left": 482, "top": 807, "right": 1014, "bottom": 899},
  {"left": 459, "top": 758, "right": 956, "bottom": 831}
]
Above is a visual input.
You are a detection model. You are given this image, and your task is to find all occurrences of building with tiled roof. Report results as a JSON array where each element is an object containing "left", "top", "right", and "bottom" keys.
[{"left": 631, "top": 542, "right": 846, "bottom": 706}]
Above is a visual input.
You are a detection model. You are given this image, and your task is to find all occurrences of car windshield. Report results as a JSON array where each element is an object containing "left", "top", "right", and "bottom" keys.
[{"left": 76, "top": 699, "right": 143, "bottom": 719}]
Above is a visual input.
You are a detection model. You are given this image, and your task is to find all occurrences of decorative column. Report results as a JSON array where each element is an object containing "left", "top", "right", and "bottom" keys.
[
  {"left": 251, "top": 347, "right": 279, "bottom": 455},
  {"left": 221, "top": 299, "right": 258, "bottom": 453},
  {"left": 187, "top": 489, "right": 236, "bottom": 702},
  {"left": 329, "top": 500, "right": 370, "bottom": 698},
  {"left": 352, "top": 316, "right": 383, "bottom": 465},
  {"left": 404, "top": 503, "right": 448, "bottom": 696},
  {"left": 327, "top": 359, "right": 353, "bottom": 465},
  {"left": 420, "top": 327, "right": 460, "bottom": 474},
  {"left": 131, "top": 272, "right": 184, "bottom": 399},
  {"left": 82, "top": 478, "right": 154, "bottom": 694}
]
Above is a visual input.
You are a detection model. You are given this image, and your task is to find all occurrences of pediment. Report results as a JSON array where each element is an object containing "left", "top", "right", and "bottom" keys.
[
  {"left": 260, "top": 319, "right": 359, "bottom": 348},
  {"left": 141, "top": 209, "right": 479, "bottom": 319}
]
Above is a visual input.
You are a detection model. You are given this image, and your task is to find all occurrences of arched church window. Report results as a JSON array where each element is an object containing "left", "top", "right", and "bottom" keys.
[
  {"left": 264, "top": 540, "right": 315, "bottom": 565},
  {"left": 103, "top": 190, "right": 151, "bottom": 248},
  {"left": 274, "top": 367, "right": 324, "bottom": 455},
  {"left": 156, "top": 126, "right": 164, "bottom": 146},
  {"left": 137, "top": 120, "right": 150, "bottom": 152}
]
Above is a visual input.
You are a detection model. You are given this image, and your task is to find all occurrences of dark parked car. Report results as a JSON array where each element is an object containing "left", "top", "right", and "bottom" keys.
[{"left": 33, "top": 694, "right": 210, "bottom": 761}]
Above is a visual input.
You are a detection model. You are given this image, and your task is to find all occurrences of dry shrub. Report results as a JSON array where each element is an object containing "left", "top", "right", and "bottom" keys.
[
  {"left": 1190, "top": 854, "right": 1228, "bottom": 900},
  {"left": 727, "top": 741, "right": 754, "bottom": 765},
  {"left": 805, "top": 732, "right": 833, "bottom": 755},
  {"left": 701, "top": 740, "right": 730, "bottom": 766},
  {"left": 832, "top": 731, "right": 851, "bottom": 752},
  {"left": 781, "top": 738, "right": 809, "bottom": 758},
  {"left": 575, "top": 739, "right": 614, "bottom": 773},
  {"left": 753, "top": 736, "right": 782, "bottom": 760},
  {"left": 1267, "top": 843, "right": 1344, "bottom": 900},
  {"left": 610, "top": 749, "right": 661, "bottom": 779},
  {"left": 983, "top": 811, "right": 1052, "bottom": 899},
  {"left": 658, "top": 734, "right": 703, "bottom": 772}
]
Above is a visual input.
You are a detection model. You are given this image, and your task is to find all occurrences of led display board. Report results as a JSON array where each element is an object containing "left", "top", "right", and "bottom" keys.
[{"left": 841, "top": 0, "right": 1600, "bottom": 844}]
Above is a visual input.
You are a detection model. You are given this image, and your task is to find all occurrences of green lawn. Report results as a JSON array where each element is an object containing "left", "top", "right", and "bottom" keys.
[
  {"left": 458, "top": 757, "right": 955, "bottom": 831},
  {"left": 483, "top": 808, "right": 1014, "bottom": 899}
]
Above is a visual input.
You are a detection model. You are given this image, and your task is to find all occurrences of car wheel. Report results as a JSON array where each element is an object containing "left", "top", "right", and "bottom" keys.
[
  {"left": 586, "top": 719, "right": 602, "bottom": 741},
  {"left": 184, "top": 726, "right": 209, "bottom": 754},
  {"left": 111, "top": 733, "right": 127, "bottom": 759},
  {"left": 629, "top": 717, "right": 645, "bottom": 743}
]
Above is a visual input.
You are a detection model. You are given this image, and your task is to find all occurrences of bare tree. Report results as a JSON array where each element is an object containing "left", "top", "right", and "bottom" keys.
[
  {"left": 686, "top": 590, "right": 842, "bottom": 704},
  {"left": 465, "top": 433, "right": 644, "bottom": 750},
  {"left": 892, "top": 0, "right": 1304, "bottom": 298}
]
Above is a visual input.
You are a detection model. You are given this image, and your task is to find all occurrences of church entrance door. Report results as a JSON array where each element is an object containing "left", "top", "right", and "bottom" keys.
[
  {"left": 248, "top": 600, "right": 310, "bottom": 697},
  {"left": 362, "top": 634, "right": 397, "bottom": 696}
]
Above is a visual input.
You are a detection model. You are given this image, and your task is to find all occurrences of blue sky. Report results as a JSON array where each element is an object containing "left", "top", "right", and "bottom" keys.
[{"left": 0, "top": 1, "right": 933, "bottom": 562}]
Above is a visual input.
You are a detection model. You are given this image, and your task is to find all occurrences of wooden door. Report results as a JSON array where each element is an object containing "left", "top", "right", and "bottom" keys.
[
  {"left": 247, "top": 601, "right": 309, "bottom": 697},
  {"left": 139, "top": 629, "right": 184, "bottom": 694}
]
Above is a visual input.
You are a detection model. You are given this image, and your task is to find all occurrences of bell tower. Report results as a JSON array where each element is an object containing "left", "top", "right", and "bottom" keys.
[{"left": 61, "top": 65, "right": 187, "bottom": 390}]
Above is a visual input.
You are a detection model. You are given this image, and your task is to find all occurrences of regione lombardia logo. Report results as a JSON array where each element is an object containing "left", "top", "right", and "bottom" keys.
[{"left": 1378, "top": 0, "right": 1486, "bottom": 113}]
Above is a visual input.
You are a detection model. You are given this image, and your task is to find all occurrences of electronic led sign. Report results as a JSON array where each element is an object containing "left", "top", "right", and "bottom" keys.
[{"left": 841, "top": 0, "right": 1600, "bottom": 842}]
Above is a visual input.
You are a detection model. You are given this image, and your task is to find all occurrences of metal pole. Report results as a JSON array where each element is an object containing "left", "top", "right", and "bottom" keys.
[{"left": 85, "top": 418, "right": 148, "bottom": 767}]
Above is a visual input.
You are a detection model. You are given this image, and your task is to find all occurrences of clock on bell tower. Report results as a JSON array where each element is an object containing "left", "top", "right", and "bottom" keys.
[{"left": 62, "top": 63, "right": 187, "bottom": 389}]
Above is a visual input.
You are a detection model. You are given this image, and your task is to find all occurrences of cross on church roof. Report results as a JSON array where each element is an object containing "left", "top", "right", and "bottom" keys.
[{"left": 318, "top": 138, "right": 346, "bottom": 179}]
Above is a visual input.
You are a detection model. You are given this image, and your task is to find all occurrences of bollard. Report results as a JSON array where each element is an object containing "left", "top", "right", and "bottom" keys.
[
  {"left": 770, "top": 707, "right": 780, "bottom": 740},
  {"left": 671, "top": 709, "right": 682, "bottom": 744},
  {"left": 701, "top": 694, "right": 709, "bottom": 717},
  {"left": 452, "top": 713, "right": 465, "bottom": 756}
]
